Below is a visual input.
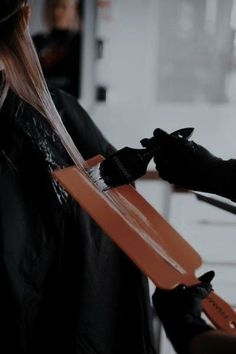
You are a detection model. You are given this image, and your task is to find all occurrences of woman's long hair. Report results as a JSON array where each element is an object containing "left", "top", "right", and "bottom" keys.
[{"left": 0, "top": 0, "right": 85, "bottom": 168}]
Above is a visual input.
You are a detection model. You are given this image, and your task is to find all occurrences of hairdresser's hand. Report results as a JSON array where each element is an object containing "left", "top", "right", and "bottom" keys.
[
  {"left": 152, "top": 271, "right": 215, "bottom": 354},
  {"left": 141, "top": 128, "right": 236, "bottom": 199}
]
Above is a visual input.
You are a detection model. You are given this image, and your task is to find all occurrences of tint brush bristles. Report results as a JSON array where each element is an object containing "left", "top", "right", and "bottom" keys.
[
  {"left": 89, "top": 146, "right": 157, "bottom": 191},
  {"left": 89, "top": 163, "right": 110, "bottom": 191}
]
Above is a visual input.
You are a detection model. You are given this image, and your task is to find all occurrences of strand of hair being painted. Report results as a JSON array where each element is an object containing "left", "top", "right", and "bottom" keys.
[
  {"left": 1, "top": 19, "right": 87, "bottom": 172},
  {"left": 25, "top": 29, "right": 87, "bottom": 171}
]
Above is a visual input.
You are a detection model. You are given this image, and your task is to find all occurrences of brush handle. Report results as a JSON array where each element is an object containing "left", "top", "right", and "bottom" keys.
[
  {"left": 140, "top": 127, "right": 194, "bottom": 158},
  {"left": 171, "top": 127, "right": 194, "bottom": 139}
]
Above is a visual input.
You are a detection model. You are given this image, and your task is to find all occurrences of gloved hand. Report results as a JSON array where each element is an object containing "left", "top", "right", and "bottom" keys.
[
  {"left": 152, "top": 271, "right": 215, "bottom": 354},
  {"left": 141, "top": 128, "right": 236, "bottom": 201}
]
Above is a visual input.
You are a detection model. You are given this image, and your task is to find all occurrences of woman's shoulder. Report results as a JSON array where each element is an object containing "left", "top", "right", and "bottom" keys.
[
  {"left": 1, "top": 89, "right": 21, "bottom": 113},
  {"left": 32, "top": 32, "right": 50, "bottom": 48},
  {"left": 0, "top": 91, "right": 22, "bottom": 144},
  {"left": 1, "top": 88, "right": 81, "bottom": 124}
]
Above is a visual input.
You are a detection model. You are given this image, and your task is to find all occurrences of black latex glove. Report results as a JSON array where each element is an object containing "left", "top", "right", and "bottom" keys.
[
  {"left": 141, "top": 128, "right": 236, "bottom": 201},
  {"left": 152, "top": 271, "right": 215, "bottom": 354}
]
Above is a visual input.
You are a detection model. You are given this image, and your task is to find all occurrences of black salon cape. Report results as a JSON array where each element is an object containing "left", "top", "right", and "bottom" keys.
[{"left": 0, "top": 89, "right": 155, "bottom": 354}]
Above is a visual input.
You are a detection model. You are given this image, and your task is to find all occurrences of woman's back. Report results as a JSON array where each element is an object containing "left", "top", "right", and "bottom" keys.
[{"left": 0, "top": 90, "right": 154, "bottom": 354}]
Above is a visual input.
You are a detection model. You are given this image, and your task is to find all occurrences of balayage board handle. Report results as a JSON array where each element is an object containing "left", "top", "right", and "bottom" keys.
[
  {"left": 204, "top": 292, "right": 236, "bottom": 333},
  {"left": 52, "top": 155, "right": 236, "bottom": 335},
  {"left": 185, "top": 274, "right": 236, "bottom": 333}
]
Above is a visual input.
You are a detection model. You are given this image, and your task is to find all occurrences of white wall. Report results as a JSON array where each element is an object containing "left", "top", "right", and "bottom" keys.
[
  {"left": 92, "top": 103, "right": 236, "bottom": 156},
  {"left": 96, "top": 0, "right": 159, "bottom": 105},
  {"left": 29, "top": 0, "right": 44, "bottom": 35}
]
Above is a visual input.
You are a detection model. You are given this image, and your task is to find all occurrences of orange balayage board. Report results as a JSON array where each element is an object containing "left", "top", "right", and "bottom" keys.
[{"left": 53, "top": 155, "right": 236, "bottom": 334}]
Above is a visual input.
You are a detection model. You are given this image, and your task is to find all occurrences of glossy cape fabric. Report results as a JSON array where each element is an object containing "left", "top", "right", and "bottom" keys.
[{"left": 0, "top": 90, "right": 155, "bottom": 354}]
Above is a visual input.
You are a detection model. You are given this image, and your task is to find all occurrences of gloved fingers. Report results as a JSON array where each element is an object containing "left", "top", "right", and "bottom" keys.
[
  {"left": 140, "top": 138, "right": 151, "bottom": 148},
  {"left": 154, "top": 158, "right": 175, "bottom": 184},
  {"left": 140, "top": 129, "right": 170, "bottom": 148},
  {"left": 140, "top": 137, "right": 159, "bottom": 149},
  {"left": 152, "top": 283, "right": 186, "bottom": 305},
  {"left": 183, "top": 271, "right": 215, "bottom": 299},
  {"left": 194, "top": 270, "right": 215, "bottom": 297},
  {"left": 153, "top": 271, "right": 215, "bottom": 303},
  {"left": 198, "top": 270, "right": 215, "bottom": 285},
  {"left": 154, "top": 156, "right": 168, "bottom": 173},
  {"left": 141, "top": 129, "right": 184, "bottom": 151},
  {"left": 154, "top": 129, "right": 196, "bottom": 162},
  {"left": 153, "top": 128, "right": 169, "bottom": 140},
  {"left": 140, "top": 132, "right": 173, "bottom": 150},
  {"left": 153, "top": 128, "right": 178, "bottom": 150},
  {"left": 187, "top": 284, "right": 212, "bottom": 299},
  {"left": 141, "top": 129, "right": 196, "bottom": 165},
  {"left": 152, "top": 287, "right": 168, "bottom": 315},
  {"left": 154, "top": 153, "right": 187, "bottom": 186}
]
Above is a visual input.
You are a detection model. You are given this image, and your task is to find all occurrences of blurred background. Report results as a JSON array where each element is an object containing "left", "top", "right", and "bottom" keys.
[{"left": 30, "top": 1, "right": 236, "bottom": 353}]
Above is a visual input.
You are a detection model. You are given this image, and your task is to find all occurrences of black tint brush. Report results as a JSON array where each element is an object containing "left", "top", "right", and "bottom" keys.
[{"left": 89, "top": 127, "right": 194, "bottom": 191}]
